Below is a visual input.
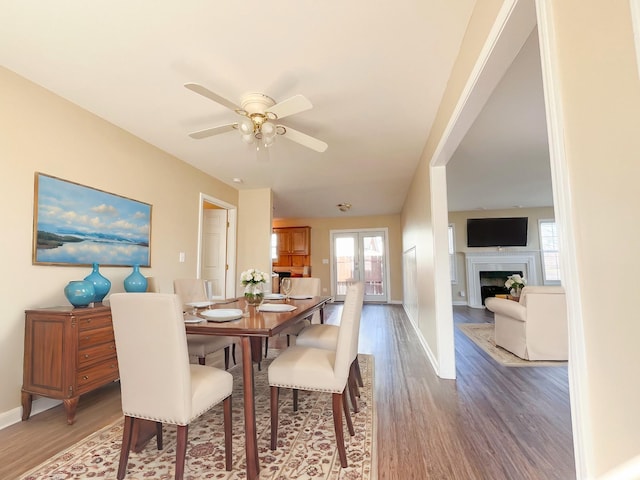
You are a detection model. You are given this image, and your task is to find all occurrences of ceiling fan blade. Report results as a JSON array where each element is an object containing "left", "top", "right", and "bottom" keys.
[
  {"left": 184, "top": 83, "right": 241, "bottom": 112},
  {"left": 267, "top": 94, "right": 313, "bottom": 120},
  {"left": 188, "top": 123, "right": 236, "bottom": 139},
  {"left": 279, "top": 126, "right": 328, "bottom": 153}
]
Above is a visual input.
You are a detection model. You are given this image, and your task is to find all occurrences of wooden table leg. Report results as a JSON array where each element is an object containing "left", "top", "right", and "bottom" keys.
[{"left": 241, "top": 336, "right": 260, "bottom": 480}]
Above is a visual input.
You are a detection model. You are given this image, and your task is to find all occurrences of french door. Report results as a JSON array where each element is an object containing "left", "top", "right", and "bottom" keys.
[{"left": 330, "top": 229, "right": 388, "bottom": 302}]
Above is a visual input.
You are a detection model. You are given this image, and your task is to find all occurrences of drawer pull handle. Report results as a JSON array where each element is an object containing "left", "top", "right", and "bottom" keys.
[
  {"left": 82, "top": 375, "right": 89, "bottom": 380},
  {"left": 84, "top": 354, "right": 90, "bottom": 359}
]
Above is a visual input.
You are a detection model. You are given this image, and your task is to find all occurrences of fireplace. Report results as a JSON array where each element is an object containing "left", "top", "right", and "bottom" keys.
[
  {"left": 479, "top": 270, "right": 523, "bottom": 305},
  {"left": 465, "top": 252, "right": 539, "bottom": 308}
]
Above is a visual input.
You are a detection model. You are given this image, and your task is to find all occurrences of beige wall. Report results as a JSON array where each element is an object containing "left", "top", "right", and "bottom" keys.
[
  {"left": 0, "top": 67, "right": 239, "bottom": 417},
  {"left": 448, "top": 207, "right": 555, "bottom": 302},
  {"left": 237, "top": 188, "right": 273, "bottom": 292},
  {"left": 401, "top": 0, "right": 505, "bottom": 373},
  {"left": 273, "top": 215, "right": 403, "bottom": 303},
  {"left": 546, "top": 1, "right": 640, "bottom": 476},
  {"left": 402, "top": 0, "right": 640, "bottom": 476}
]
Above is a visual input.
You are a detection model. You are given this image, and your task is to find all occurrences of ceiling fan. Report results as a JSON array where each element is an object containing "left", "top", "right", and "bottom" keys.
[{"left": 184, "top": 83, "right": 328, "bottom": 153}]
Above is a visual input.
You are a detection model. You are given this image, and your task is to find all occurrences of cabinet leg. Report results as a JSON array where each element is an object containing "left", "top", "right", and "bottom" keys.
[
  {"left": 21, "top": 391, "right": 33, "bottom": 421},
  {"left": 63, "top": 397, "right": 79, "bottom": 425}
]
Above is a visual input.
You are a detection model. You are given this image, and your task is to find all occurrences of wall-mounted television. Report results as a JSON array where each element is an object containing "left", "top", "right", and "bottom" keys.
[{"left": 466, "top": 217, "right": 528, "bottom": 247}]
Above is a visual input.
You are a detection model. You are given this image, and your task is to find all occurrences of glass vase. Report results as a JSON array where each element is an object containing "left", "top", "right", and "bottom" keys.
[
  {"left": 124, "top": 264, "right": 147, "bottom": 292},
  {"left": 84, "top": 263, "right": 111, "bottom": 302},
  {"left": 244, "top": 283, "right": 264, "bottom": 307},
  {"left": 64, "top": 280, "right": 95, "bottom": 308}
]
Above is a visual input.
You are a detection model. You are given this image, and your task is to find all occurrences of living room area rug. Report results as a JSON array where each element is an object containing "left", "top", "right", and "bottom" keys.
[
  {"left": 19, "top": 353, "right": 376, "bottom": 480},
  {"left": 458, "top": 323, "right": 568, "bottom": 367}
]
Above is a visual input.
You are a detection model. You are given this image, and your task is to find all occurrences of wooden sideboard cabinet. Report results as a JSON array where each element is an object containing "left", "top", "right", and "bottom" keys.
[{"left": 22, "top": 304, "right": 119, "bottom": 425}]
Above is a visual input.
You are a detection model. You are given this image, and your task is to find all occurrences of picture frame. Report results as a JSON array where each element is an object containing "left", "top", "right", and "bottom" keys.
[
  {"left": 33, "top": 173, "right": 152, "bottom": 266},
  {"left": 632, "top": 0, "right": 640, "bottom": 80}
]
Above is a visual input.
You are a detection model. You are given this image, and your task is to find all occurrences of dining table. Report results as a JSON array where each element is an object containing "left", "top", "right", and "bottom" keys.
[{"left": 185, "top": 295, "right": 332, "bottom": 480}]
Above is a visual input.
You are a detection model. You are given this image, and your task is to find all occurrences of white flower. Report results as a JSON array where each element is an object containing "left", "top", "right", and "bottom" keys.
[
  {"left": 505, "top": 274, "right": 526, "bottom": 291},
  {"left": 240, "top": 268, "right": 268, "bottom": 285}
]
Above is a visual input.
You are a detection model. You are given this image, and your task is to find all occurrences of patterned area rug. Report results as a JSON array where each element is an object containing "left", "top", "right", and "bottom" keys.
[
  {"left": 20, "top": 354, "right": 376, "bottom": 480},
  {"left": 458, "top": 323, "right": 568, "bottom": 367}
]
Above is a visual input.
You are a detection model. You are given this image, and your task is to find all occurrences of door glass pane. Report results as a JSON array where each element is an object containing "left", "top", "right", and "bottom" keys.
[
  {"left": 335, "top": 236, "right": 355, "bottom": 296},
  {"left": 362, "top": 235, "right": 384, "bottom": 297}
]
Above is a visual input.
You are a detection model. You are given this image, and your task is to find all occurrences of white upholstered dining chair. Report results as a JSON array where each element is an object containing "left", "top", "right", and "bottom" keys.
[
  {"left": 279, "top": 277, "right": 322, "bottom": 342},
  {"left": 173, "top": 278, "right": 236, "bottom": 369},
  {"left": 268, "top": 282, "right": 364, "bottom": 468},
  {"left": 109, "top": 293, "right": 233, "bottom": 480}
]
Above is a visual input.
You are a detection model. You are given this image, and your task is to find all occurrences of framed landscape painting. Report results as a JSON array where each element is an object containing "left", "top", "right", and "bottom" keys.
[{"left": 33, "top": 173, "right": 152, "bottom": 266}]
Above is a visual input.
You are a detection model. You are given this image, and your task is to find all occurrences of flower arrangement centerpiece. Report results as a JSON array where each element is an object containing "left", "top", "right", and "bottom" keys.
[
  {"left": 505, "top": 273, "right": 526, "bottom": 297},
  {"left": 241, "top": 268, "right": 268, "bottom": 306}
]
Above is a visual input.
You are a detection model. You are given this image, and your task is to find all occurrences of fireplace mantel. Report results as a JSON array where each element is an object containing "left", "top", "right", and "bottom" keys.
[{"left": 465, "top": 251, "right": 539, "bottom": 308}]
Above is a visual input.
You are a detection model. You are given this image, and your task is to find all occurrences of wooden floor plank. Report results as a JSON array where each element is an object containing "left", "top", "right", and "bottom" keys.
[{"left": 0, "top": 304, "right": 575, "bottom": 479}]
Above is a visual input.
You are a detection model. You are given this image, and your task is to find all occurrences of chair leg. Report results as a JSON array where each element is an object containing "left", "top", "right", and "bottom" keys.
[
  {"left": 342, "top": 390, "right": 355, "bottom": 436},
  {"left": 292, "top": 389, "right": 299, "bottom": 412},
  {"left": 156, "top": 421, "right": 163, "bottom": 450},
  {"left": 264, "top": 338, "right": 269, "bottom": 358},
  {"left": 224, "top": 346, "right": 230, "bottom": 370},
  {"left": 350, "top": 361, "right": 361, "bottom": 397},
  {"left": 332, "top": 393, "right": 348, "bottom": 468},
  {"left": 270, "top": 386, "right": 279, "bottom": 450},
  {"left": 223, "top": 395, "right": 232, "bottom": 471},
  {"left": 117, "top": 416, "right": 135, "bottom": 480},
  {"left": 175, "top": 425, "right": 188, "bottom": 480},
  {"left": 231, "top": 343, "right": 236, "bottom": 365},
  {"left": 348, "top": 373, "right": 359, "bottom": 413},
  {"left": 354, "top": 356, "right": 364, "bottom": 387},
  {"left": 287, "top": 334, "right": 291, "bottom": 346}
]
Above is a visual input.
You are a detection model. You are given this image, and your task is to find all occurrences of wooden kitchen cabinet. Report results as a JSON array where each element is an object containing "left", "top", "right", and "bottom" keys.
[
  {"left": 275, "top": 227, "right": 310, "bottom": 255},
  {"left": 22, "top": 304, "right": 119, "bottom": 425},
  {"left": 273, "top": 226, "right": 311, "bottom": 270}
]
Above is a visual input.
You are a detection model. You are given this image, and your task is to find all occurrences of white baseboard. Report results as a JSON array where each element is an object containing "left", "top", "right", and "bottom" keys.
[
  {"left": 452, "top": 300, "right": 468, "bottom": 306},
  {"left": 0, "top": 397, "right": 62, "bottom": 431}
]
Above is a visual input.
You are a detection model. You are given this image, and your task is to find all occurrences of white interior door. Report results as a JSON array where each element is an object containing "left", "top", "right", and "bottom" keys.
[
  {"left": 201, "top": 208, "right": 227, "bottom": 299},
  {"left": 331, "top": 229, "right": 388, "bottom": 302}
]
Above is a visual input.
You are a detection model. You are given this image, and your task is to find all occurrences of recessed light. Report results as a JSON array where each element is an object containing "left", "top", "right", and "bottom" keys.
[
  {"left": 337, "top": 202, "right": 351, "bottom": 212},
  {"left": 232, "top": 178, "right": 243, "bottom": 184}
]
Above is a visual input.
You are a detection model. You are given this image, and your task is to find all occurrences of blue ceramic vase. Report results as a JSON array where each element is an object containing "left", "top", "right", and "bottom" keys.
[
  {"left": 64, "top": 280, "right": 96, "bottom": 308},
  {"left": 84, "top": 263, "right": 111, "bottom": 302},
  {"left": 124, "top": 264, "right": 147, "bottom": 292}
]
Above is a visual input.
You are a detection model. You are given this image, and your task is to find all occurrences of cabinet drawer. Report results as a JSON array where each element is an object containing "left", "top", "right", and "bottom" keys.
[
  {"left": 77, "top": 314, "right": 112, "bottom": 332},
  {"left": 76, "top": 359, "right": 119, "bottom": 392},
  {"left": 78, "top": 326, "right": 115, "bottom": 349},
  {"left": 78, "top": 341, "right": 117, "bottom": 368}
]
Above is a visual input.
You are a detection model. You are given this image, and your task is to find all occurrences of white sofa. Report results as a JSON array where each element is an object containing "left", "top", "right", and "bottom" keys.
[{"left": 484, "top": 286, "right": 568, "bottom": 361}]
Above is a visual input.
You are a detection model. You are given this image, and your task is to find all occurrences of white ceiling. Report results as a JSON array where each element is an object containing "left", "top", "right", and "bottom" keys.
[
  {"left": 1, "top": 1, "right": 552, "bottom": 218},
  {"left": 447, "top": 29, "right": 553, "bottom": 212}
]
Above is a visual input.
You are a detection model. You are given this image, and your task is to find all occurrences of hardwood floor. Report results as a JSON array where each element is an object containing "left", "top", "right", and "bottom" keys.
[{"left": 0, "top": 304, "right": 575, "bottom": 479}]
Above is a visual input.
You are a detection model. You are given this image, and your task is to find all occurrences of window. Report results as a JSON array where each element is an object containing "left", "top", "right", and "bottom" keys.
[
  {"left": 539, "top": 219, "right": 561, "bottom": 283},
  {"left": 448, "top": 224, "right": 457, "bottom": 284},
  {"left": 271, "top": 233, "right": 278, "bottom": 260}
]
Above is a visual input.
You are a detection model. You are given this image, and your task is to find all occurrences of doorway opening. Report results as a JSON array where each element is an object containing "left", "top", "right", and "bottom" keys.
[{"left": 197, "top": 193, "right": 237, "bottom": 300}]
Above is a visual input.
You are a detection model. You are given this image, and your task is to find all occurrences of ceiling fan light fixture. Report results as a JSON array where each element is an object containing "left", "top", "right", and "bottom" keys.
[
  {"left": 261, "top": 121, "right": 276, "bottom": 138},
  {"left": 238, "top": 116, "right": 254, "bottom": 135}
]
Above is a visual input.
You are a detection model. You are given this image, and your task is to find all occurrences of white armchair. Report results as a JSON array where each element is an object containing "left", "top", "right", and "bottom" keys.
[{"left": 484, "top": 286, "right": 568, "bottom": 361}]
